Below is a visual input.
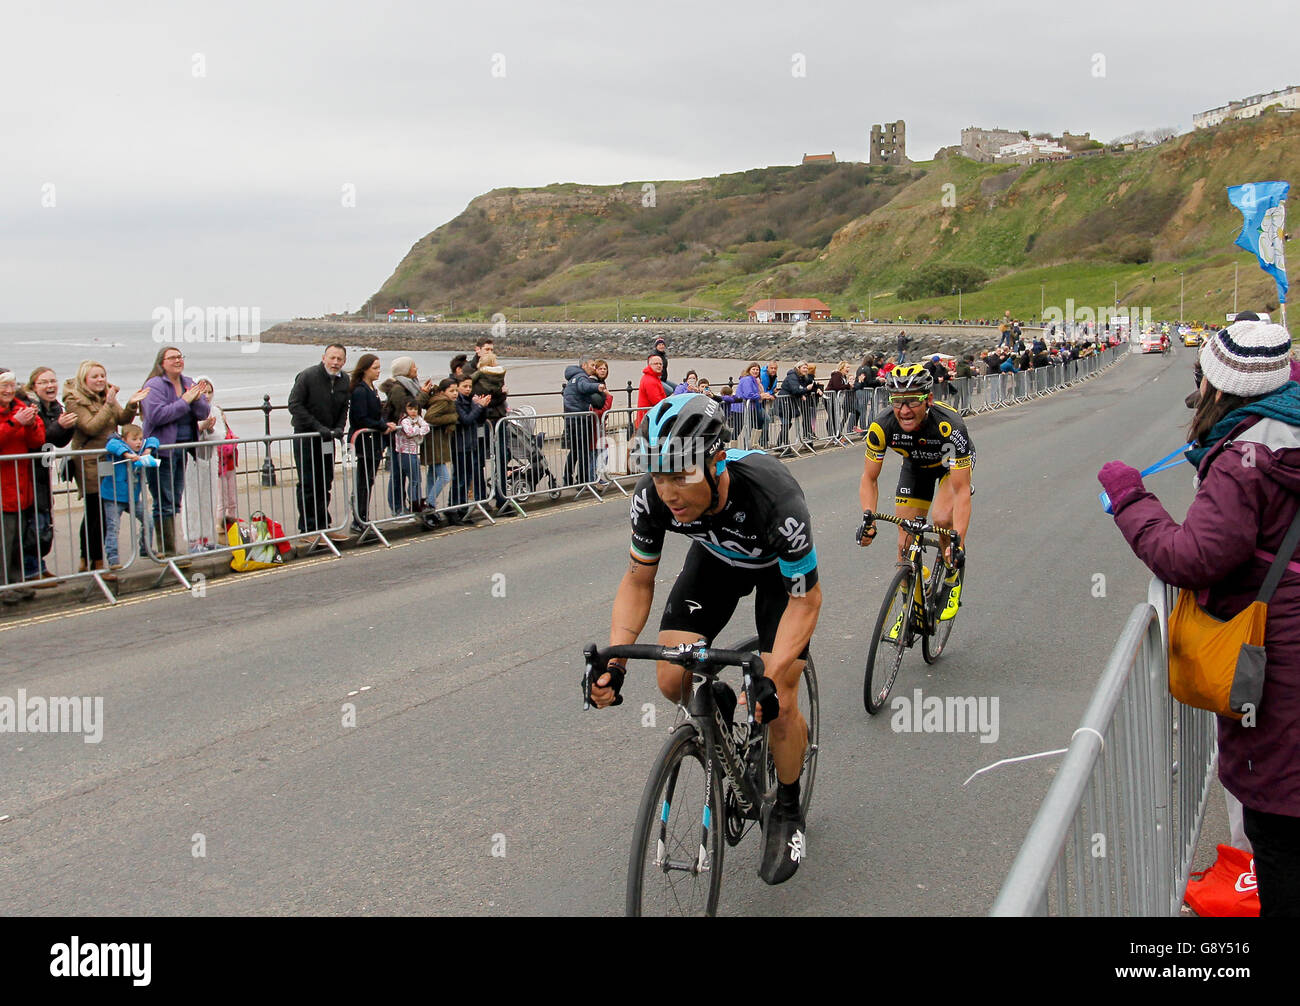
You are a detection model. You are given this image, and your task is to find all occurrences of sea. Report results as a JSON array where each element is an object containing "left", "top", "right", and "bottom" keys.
[{"left": 0, "top": 321, "right": 758, "bottom": 438}]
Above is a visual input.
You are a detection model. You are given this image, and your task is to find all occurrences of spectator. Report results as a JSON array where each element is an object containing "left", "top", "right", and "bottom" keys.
[
  {"left": 140, "top": 345, "right": 212, "bottom": 558},
  {"left": 0, "top": 371, "right": 46, "bottom": 602},
  {"left": 348, "top": 353, "right": 396, "bottom": 533},
  {"left": 636, "top": 354, "right": 668, "bottom": 425},
  {"left": 761, "top": 362, "right": 780, "bottom": 395},
  {"left": 673, "top": 370, "right": 699, "bottom": 395},
  {"left": 954, "top": 354, "right": 975, "bottom": 413},
  {"left": 391, "top": 400, "right": 429, "bottom": 514},
  {"left": 471, "top": 350, "right": 510, "bottom": 514},
  {"left": 1099, "top": 321, "right": 1300, "bottom": 916},
  {"left": 63, "top": 360, "right": 147, "bottom": 572},
  {"left": 182, "top": 377, "right": 235, "bottom": 553},
  {"left": 380, "top": 356, "right": 435, "bottom": 514},
  {"left": 849, "top": 355, "right": 879, "bottom": 432},
  {"left": 563, "top": 356, "right": 605, "bottom": 487},
  {"left": 718, "top": 383, "right": 745, "bottom": 442},
  {"left": 422, "top": 378, "right": 459, "bottom": 526},
  {"left": 99, "top": 424, "right": 158, "bottom": 578},
  {"left": 287, "top": 345, "right": 350, "bottom": 540},
  {"left": 777, "top": 361, "right": 812, "bottom": 447},
  {"left": 924, "top": 355, "right": 951, "bottom": 399},
  {"left": 591, "top": 360, "right": 615, "bottom": 485},
  {"left": 651, "top": 338, "right": 669, "bottom": 384},
  {"left": 827, "top": 361, "right": 851, "bottom": 437},
  {"left": 449, "top": 376, "right": 491, "bottom": 522},
  {"left": 468, "top": 337, "right": 494, "bottom": 374},
  {"left": 737, "top": 362, "right": 773, "bottom": 449},
  {"left": 21, "top": 367, "right": 76, "bottom": 584},
  {"left": 449, "top": 354, "right": 469, "bottom": 381},
  {"left": 896, "top": 330, "right": 912, "bottom": 364}
]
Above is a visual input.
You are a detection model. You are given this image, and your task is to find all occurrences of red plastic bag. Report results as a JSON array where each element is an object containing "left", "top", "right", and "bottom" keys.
[{"left": 1185, "top": 844, "right": 1260, "bottom": 917}]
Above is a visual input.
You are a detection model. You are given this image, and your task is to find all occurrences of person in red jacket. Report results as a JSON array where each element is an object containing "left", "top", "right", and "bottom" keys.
[
  {"left": 0, "top": 371, "right": 48, "bottom": 602},
  {"left": 637, "top": 354, "right": 668, "bottom": 426},
  {"left": 1099, "top": 321, "right": 1300, "bottom": 916}
]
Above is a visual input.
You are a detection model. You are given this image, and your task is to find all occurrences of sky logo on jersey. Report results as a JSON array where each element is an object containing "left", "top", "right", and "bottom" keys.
[
  {"left": 630, "top": 488, "right": 652, "bottom": 521},
  {"left": 779, "top": 517, "right": 808, "bottom": 551}
]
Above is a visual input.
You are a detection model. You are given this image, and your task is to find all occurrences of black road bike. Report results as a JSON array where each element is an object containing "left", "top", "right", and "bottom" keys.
[
  {"left": 583, "top": 638, "right": 819, "bottom": 917},
  {"left": 861, "top": 511, "right": 964, "bottom": 714}
]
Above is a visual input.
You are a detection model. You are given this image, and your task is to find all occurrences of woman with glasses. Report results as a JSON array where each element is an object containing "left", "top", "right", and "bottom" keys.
[
  {"left": 21, "top": 367, "right": 77, "bottom": 583},
  {"left": 140, "top": 346, "right": 211, "bottom": 558}
]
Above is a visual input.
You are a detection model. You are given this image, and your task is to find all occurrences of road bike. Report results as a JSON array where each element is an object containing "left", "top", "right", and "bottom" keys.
[
  {"left": 861, "top": 511, "right": 964, "bottom": 714},
  {"left": 583, "top": 637, "right": 819, "bottom": 916}
]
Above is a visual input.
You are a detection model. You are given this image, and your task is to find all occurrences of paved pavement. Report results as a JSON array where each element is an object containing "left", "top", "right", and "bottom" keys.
[{"left": 0, "top": 348, "right": 1221, "bottom": 915}]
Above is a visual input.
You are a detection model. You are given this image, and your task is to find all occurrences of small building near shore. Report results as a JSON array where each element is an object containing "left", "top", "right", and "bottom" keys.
[{"left": 747, "top": 298, "right": 831, "bottom": 323}]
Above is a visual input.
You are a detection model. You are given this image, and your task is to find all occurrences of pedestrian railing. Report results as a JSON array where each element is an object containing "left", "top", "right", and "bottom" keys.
[{"left": 990, "top": 576, "right": 1217, "bottom": 916}]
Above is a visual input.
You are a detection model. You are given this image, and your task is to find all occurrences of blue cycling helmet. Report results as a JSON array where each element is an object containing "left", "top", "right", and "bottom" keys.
[{"left": 632, "top": 395, "right": 730, "bottom": 511}]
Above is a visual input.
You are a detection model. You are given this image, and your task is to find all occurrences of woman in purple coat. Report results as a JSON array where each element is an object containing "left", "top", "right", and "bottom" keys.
[
  {"left": 140, "top": 345, "right": 211, "bottom": 556},
  {"left": 1098, "top": 321, "right": 1300, "bottom": 916}
]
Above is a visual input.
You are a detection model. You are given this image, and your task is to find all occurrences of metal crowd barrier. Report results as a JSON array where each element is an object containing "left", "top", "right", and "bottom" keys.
[
  {"left": 991, "top": 576, "right": 1217, "bottom": 916},
  {"left": 0, "top": 445, "right": 144, "bottom": 605},
  {"left": 135, "top": 432, "right": 351, "bottom": 588}
]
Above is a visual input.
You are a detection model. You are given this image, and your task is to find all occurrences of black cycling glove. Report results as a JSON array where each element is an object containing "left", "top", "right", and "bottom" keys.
[
  {"left": 582, "top": 650, "right": 625, "bottom": 708},
  {"left": 750, "top": 675, "right": 780, "bottom": 723},
  {"left": 856, "top": 514, "right": 877, "bottom": 545}
]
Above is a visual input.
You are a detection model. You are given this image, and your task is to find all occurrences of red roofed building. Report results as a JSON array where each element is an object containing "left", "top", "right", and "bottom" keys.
[
  {"left": 801, "top": 152, "right": 836, "bottom": 164},
  {"left": 747, "top": 298, "right": 832, "bottom": 323}
]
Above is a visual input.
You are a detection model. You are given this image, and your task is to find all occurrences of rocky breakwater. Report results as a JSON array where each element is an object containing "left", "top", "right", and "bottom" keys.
[{"left": 261, "top": 320, "right": 1028, "bottom": 363}]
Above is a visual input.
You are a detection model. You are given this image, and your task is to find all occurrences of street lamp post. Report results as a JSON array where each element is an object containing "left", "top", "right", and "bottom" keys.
[{"left": 1040, "top": 284, "right": 1045, "bottom": 319}]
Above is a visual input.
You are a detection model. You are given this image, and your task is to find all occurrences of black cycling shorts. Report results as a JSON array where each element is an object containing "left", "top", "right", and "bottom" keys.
[
  {"left": 895, "top": 458, "right": 975, "bottom": 509},
  {"left": 659, "top": 542, "right": 810, "bottom": 659}
]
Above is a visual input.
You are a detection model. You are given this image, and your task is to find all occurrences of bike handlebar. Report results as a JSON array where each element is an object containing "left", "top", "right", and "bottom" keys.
[
  {"left": 581, "top": 642, "right": 766, "bottom": 710},
  {"left": 861, "top": 510, "right": 962, "bottom": 549}
]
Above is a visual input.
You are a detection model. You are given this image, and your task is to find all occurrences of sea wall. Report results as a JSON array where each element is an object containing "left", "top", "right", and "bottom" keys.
[{"left": 261, "top": 319, "right": 1040, "bottom": 363}]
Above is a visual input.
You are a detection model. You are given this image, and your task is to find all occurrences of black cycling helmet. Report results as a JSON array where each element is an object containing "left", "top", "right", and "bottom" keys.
[{"left": 632, "top": 394, "right": 729, "bottom": 510}]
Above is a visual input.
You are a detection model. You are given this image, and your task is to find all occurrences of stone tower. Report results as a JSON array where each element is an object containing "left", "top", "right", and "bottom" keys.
[{"left": 869, "top": 120, "right": 908, "bottom": 164}]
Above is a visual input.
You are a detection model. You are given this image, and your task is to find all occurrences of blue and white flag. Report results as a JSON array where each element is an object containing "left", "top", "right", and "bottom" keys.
[{"left": 1228, "top": 181, "right": 1290, "bottom": 304}]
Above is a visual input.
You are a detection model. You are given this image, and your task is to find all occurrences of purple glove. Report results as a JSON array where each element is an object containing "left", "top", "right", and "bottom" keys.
[{"left": 1097, "top": 461, "right": 1145, "bottom": 514}]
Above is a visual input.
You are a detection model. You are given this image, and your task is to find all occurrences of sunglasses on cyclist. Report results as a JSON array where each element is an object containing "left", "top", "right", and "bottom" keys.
[{"left": 889, "top": 394, "right": 928, "bottom": 408}]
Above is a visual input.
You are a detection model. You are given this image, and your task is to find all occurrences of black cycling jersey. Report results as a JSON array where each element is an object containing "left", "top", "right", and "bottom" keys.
[
  {"left": 628, "top": 449, "right": 819, "bottom": 594},
  {"left": 864, "top": 401, "right": 974, "bottom": 471}
]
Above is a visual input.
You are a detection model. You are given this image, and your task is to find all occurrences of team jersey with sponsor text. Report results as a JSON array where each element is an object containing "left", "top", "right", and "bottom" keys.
[
  {"left": 628, "top": 450, "right": 818, "bottom": 593},
  {"left": 864, "top": 401, "right": 974, "bottom": 470}
]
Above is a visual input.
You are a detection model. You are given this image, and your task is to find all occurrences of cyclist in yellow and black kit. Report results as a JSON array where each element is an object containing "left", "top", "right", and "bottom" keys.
[{"left": 856, "top": 364, "right": 973, "bottom": 622}]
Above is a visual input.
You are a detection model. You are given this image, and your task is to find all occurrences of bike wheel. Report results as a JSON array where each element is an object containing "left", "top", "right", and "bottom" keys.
[
  {"left": 764, "top": 652, "right": 820, "bottom": 820},
  {"left": 626, "top": 724, "right": 725, "bottom": 917},
  {"left": 864, "top": 566, "right": 913, "bottom": 715},
  {"left": 923, "top": 566, "right": 962, "bottom": 664}
]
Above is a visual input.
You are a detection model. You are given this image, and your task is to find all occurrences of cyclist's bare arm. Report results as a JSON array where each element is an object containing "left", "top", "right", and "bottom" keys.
[
  {"left": 858, "top": 455, "right": 883, "bottom": 545},
  {"left": 591, "top": 556, "right": 657, "bottom": 707}
]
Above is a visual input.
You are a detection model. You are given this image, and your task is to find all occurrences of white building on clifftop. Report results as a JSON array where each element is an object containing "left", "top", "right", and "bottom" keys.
[{"left": 1194, "top": 85, "right": 1299, "bottom": 128}]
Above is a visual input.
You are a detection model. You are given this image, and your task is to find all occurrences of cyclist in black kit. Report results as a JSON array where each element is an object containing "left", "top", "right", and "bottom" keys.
[{"left": 587, "top": 394, "right": 821, "bottom": 884}]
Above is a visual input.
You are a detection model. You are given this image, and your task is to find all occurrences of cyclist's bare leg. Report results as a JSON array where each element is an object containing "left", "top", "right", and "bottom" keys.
[
  {"left": 759, "top": 655, "right": 807, "bottom": 784},
  {"left": 655, "top": 629, "right": 708, "bottom": 704},
  {"left": 892, "top": 503, "right": 928, "bottom": 562},
  {"left": 930, "top": 478, "right": 970, "bottom": 563}
]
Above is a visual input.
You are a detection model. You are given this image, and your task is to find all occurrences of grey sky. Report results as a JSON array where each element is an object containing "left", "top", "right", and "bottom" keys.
[{"left": 2, "top": 0, "right": 1291, "bottom": 321}]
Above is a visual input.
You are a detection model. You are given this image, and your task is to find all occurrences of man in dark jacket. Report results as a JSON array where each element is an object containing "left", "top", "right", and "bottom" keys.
[
  {"left": 896, "top": 330, "right": 912, "bottom": 364},
  {"left": 562, "top": 357, "right": 606, "bottom": 487},
  {"left": 287, "top": 345, "right": 350, "bottom": 536},
  {"left": 651, "top": 338, "right": 669, "bottom": 385},
  {"left": 776, "top": 362, "right": 812, "bottom": 447}
]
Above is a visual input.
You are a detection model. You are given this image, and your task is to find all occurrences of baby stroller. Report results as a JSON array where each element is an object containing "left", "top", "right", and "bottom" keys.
[{"left": 497, "top": 404, "right": 561, "bottom": 502}]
